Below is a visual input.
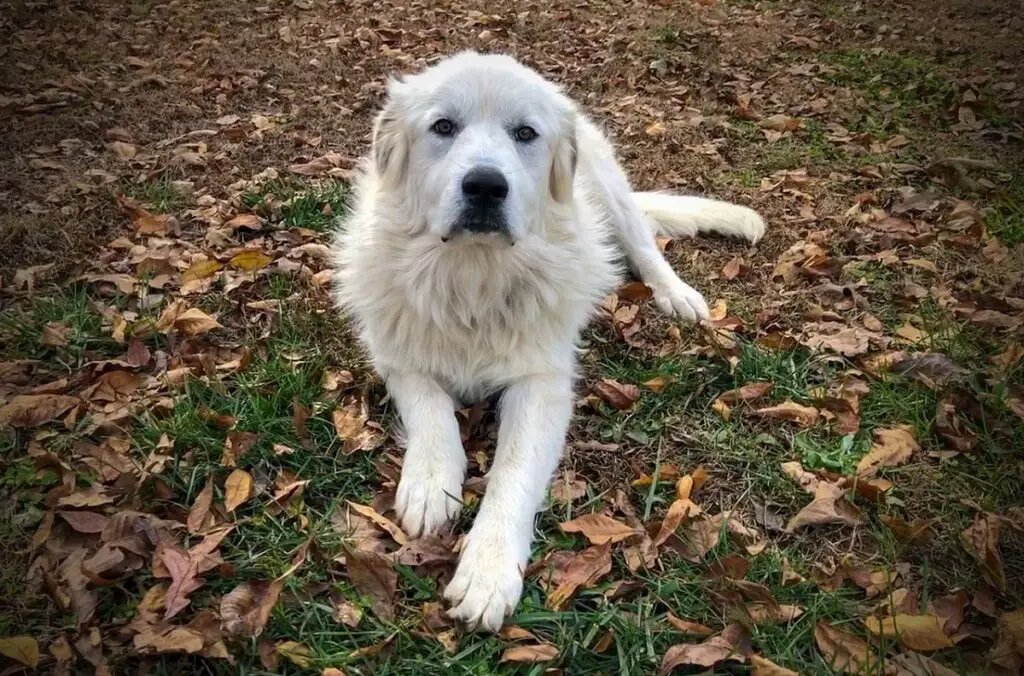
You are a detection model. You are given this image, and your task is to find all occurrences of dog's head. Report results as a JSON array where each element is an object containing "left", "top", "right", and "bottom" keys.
[{"left": 370, "top": 52, "right": 578, "bottom": 244}]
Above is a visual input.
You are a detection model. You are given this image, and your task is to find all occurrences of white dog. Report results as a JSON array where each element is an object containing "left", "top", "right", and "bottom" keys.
[{"left": 332, "top": 52, "right": 765, "bottom": 631}]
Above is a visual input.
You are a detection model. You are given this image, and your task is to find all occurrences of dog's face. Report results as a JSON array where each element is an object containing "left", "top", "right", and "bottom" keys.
[{"left": 371, "top": 52, "right": 577, "bottom": 244}]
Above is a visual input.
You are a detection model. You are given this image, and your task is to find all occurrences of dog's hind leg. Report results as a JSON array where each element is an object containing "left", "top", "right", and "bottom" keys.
[{"left": 575, "top": 119, "right": 711, "bottom": 321}]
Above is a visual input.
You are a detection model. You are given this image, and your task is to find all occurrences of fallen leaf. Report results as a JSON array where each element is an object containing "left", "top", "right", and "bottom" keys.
[
  {"left": 187, "top": 478, "right": 215, "bottom": 533},
  {"left": 225, "top": 214, "right": 262, "bottom": 230},
  {"left": 960, "top": 514, "right": 1007, "bottom": 592},
  {"left": 760, "top": 114, "right": 800, "bottom": 132},
  {"left": 224, "top": 469, "right": 254, "bottom": 513},
  {"left": 752, "top": 400, "right": 820, "bottom": 427},
  {"left": 181, "top": 259, "right": 222, "bottom": 286},
  {"left": 863, "top": 615, "right": 954, "bottom": 651},
  {"left": 653, "top": 497, "right": 702, "bottom": 546},
  {"left": 276, "top": 641, "right": 312, "bottom": 668},
  {"left": 343, "top": 546, "right": 397, "bottom": 620},
  {"left": 559, "top": 513, "right": 639, "bottom": 545},
  {"left": 500, "top": 643, "right": 559, "bottom": 663},
  {"left": 230, "top": 250, "right": 273, "bottom": 272},
  {"left": 545, "top": 543, "right": 613, "bottom": 609},
  {"left": 345, "top": 502, "right": 407, "bottom": 546},
  {"left": 41, "top": 321, "right": 69, "bottom": 347},
  {"left": 665, "top": 613, "right": 715, "bottom": 637},
  {"left": 814, "top": 621, "right": 882, "bottom": 674},
  {"left": 660, "top": 624, "right": 750, "bottom": 674},
  {"left": 718, "top": 382, "right": 774, "bottom": 405},
  {"left": 747, "top": 603, "right": 804, "bottom": 625},
  {"left": 991, "top": 609, "right": 1024, "bottom": 673},
  {"left": 0, "top": 636, "right": 40, "bottom": 668},
  {"left": 0, "top": 394, "right": 79, "bottom": 427},
  {"left": 786, "top": 481, "right": 865, "bottom": 531},
  {"left": 722, "top": 256, "right": 748, "bottom": 280},
  {"left": 890, "top": 652, "right": 962, "bottom": 676},
  {"left": 57, "top": 510, "right": 110, "bottom": 534},
  {"left": 592, "top": 379, "right": 640, "bottom": 410},
  {"left": 174, "top": 308, "right": 221, "bottom": 336},
  {"left": 750, "top": 655, "right": 800, "bottom": 676},
  {"left": 133, "top": 627, "right": 204, "bottom": 654},
  {"left": 550, "top": 472, "right": 587, "bottom": 504},
  {"left": 879, "top": 515, "right": 936, "bottom": 546},
  {"left": 856, "top": 427, "right": 918, "bottom": 477}
]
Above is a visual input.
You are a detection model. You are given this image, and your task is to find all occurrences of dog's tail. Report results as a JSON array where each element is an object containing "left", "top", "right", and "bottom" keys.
[{"left": 631, "top": 192, "right": 766, "bottom": 244}]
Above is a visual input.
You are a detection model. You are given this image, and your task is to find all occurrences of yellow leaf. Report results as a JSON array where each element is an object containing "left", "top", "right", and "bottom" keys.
[
  {"left": 863, "top": 614, "right": 954, "bottom": 651},
  {"left": 750, "top": 655, "right": 799, "bottom": 676},
  {"left": 173, "top": 308, "right": 221, "bottom": 336},
  {"left": 276, "top": 641, "right": 312, "bottom": 668},
  {"left": 182, "top": 259, "right": 223, "bottom": 284},
  {"left": 0, "top": 636, "right": 40, "bottom": 667},
  {"left": 345, "top": 501, "right": 408, "bottom": 545},
  {"left": 558, "top": 513, "right": 639, "bottom": 545},
  {"left": 230, "top": 250, "right": 273, "bottom": 272},
  {"left": 224, "top": 469, "right": 254, "bottom": 513}
]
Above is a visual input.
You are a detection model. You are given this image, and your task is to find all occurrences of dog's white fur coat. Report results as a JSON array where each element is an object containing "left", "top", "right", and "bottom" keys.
[{"left": 332, "top": 52, "right": 765, "bottom": 631}]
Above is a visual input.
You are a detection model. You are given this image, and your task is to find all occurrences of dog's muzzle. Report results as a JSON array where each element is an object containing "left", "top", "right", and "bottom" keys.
[{"left": 445, "top": 166, "right": 510, "bottom": 241}]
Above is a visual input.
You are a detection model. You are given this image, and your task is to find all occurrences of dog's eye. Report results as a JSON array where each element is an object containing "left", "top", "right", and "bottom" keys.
[
  {"left": 432, "top": 119, "right": 455, "bottom": 136},
  {"left": 514, "top": 125, "right": 538, "bottom": 142}
]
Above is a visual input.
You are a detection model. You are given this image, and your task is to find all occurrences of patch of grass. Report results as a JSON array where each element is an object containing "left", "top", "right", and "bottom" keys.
[
  {"left": 818, "top": 50, "right": 953, "bottom": 135},
  {"left": 125, "top": 179, "right": 187, "bottom": 213},
  {"left": 0, "top": 286, "right": 120, "bottom": 366},
  {"left": 731, "top": 119, "right": 846, "bottom": 173},
  {"left": 243, "top": 179, "right": 349, "bottom": 232},
  {"left": 986, "top": 185, "right": 1024, "bottom": 247}
]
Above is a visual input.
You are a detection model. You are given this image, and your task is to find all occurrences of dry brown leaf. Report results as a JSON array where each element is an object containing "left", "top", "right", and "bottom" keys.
[
  {"left": 660, "top": 624, "right": 750, "bottom": 674},
  {"left": 345, "top": 501, "right": 407, "bottom": 546},
  {"left": 133, "top": 627, "right": 204, "bottom": 654},
  {"left": 991, "top": 609, "right": 1024, "bottom": 673},
  {"left": 57, "top": 510, "right": 110, "bottom": 534},
  {"left": 890, "top": 652, "right": 962, "bottom": 676},
  {"left": 753, "top": 400, "right": 820, "bottom": 427},
  {"left": 545, "top": 543, "right": 613, "bottom": 609},
  {"left": 500, "top": 643, "right": 559, "bottom": 663},
  {"left": 550, "top": 471, "right": 587, "bottom": 504},
  {"left": 643, "top": 376, "right": 674, "bottom": 393},
  {"left": 0, "top": 394, "right": 79, "bottom": 427},
  {"left": 786, "top": 481, "right": 865, "bottom": 532},
  {"left": 863, "top": 615, "right": 954, "bottom": 651},
  {"left": 750, "top": 655, "right": 800, "bottom": 676},
  {"left": 653, "top": 498, "right": 702, "bottom": 546},
  {"left": 0, "top": 636, "right": 40, "bottom": 668},
  {"left": 225, "top": 213, "right": 262, "bottom": 230},
  {"left": 718, "top": 382, "right": 774, "bottom": 406},
  {"left": 879, "top": 515, "right": 936, "bottom": 546},
  {"left": 747, "top": 603, "right": 804, "bottom": 625},
  {"left": 722, "top": 256, "right": 748, "bottom": 280},
  {"left": 665, "top": 613, "right": 715, "bottom": 637},
  {"left": 592, "top": 379, "right": 640, "bottom": 410},
  {"left": 814, "top": 621, "right": 881, "bottom": 674},
  {"left": 41, "top": 321, "right": 69, "bottom": 347},
  {"left": 856, "top": 426, "right": 918, "bottom": 477},
  {"left": 172, "top": 308, "right": 221, "bottom": 336},
  {"left": 224, "top": 469, "right": 254, "bottom": 513},
  {"left": 960, "top": 514, "right": 1007, "bottom": 592},
  {"left": 558, "top": 513, "right": 639, "bottom": 545},
  {"left": 343, "top": 546, "right": 397, "bottom": 620},
  {"left": 760, "top": 114, "right": 800, "bottom": 132},
  {"left": 187, "top": 478, "right": 215, "bottom": 533}
]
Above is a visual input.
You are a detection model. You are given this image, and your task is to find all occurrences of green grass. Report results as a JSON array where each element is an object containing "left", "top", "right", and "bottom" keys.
[
  {"left": 818, "top": 49, "right": 953, "bottom": 135},
  {"left": 243, "top": 179, "right": 349, "bottom": 232},
  {"left": 125, "top": 178, "right": 187, "bottom": 213},
  {"left": 0, "top": 285, "right": 121, "bottom": 367}
]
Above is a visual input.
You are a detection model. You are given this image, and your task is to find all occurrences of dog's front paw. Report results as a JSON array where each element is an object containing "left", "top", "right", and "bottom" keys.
[
  {"left": 395, "top": 463, "right": 464, "bottom": 538},
  {"left": 651, "top": 275, "right": 710, "bottom": 323},
  {"left": 444, "top": 532, "right": 526, "bottom": 632}
]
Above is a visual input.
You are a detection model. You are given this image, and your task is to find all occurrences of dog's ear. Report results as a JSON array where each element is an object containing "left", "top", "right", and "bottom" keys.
[
  {"left": 371, "top": 81, "right": 409, "bottom": 191},
  {"left": 549, "top": 117, "right": 578, "bottom": 203}
]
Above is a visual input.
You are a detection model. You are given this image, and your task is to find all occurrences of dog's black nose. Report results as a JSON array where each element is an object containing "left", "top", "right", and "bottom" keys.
[{"left": 462, "top": 166, "right": 509, "bottom": 204}]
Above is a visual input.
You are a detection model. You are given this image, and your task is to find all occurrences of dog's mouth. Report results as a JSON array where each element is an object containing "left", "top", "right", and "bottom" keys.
[{"left": 443, "top": 209, "right": 514, "bottom": 245}]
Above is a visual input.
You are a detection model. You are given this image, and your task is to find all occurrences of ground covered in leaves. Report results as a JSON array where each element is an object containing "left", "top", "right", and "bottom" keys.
[{"left": 2, "top": 0, "right": 1023, "bottom": 674}]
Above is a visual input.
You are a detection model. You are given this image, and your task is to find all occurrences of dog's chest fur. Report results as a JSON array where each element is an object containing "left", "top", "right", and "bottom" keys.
[{"left": 334, "top": 206, "right": 620, "bottom": 398}]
